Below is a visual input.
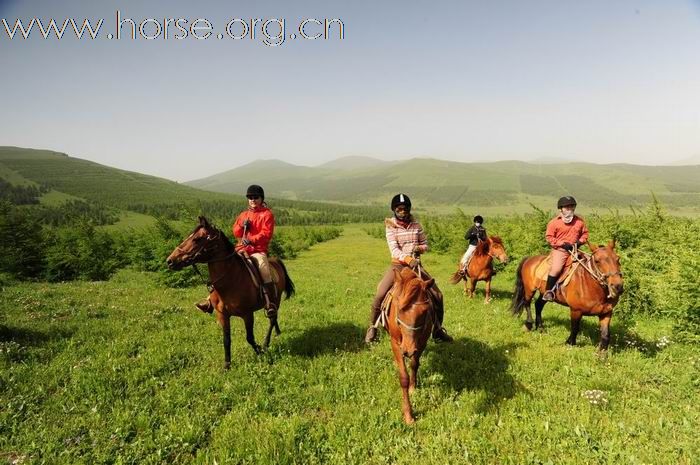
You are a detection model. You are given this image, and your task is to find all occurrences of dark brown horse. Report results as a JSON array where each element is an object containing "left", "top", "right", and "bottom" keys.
[
  {"left": 449, "top": 236, "right": 508, "bottom": 303},
  {"left": 511, "top": 241, "right": 623, "bottom": 350},
  {"left": 166, "top": 216, "right": 295, "bottom": 369},
  {"left": 385, "top": 266, "right": 435, "bottom": 424}
]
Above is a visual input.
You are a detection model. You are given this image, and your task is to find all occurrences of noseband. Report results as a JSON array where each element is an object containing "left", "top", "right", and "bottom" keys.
[{"left": 395, "top": 299, "right": 432, "bottom": 332}]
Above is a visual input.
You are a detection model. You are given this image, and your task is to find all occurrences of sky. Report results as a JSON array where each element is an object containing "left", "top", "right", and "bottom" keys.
[{"left": 1, "top": 0, "right": 700, "bottom": 181}]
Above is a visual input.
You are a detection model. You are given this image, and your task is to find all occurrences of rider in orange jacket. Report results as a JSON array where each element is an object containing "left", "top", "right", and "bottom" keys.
[{"left": 196, "top": 185, "right": 278, "bottom": 317}]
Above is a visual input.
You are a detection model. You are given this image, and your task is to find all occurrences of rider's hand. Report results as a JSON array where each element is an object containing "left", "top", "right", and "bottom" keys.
[
  {"left": 562, "top": 243, "right": 574, "bottom": 251},
  {"left": 408, "top": 258, "right": 420, "bottom": 268},
  {"left": 242, "top": 239, "right": 252, "bottom": 246},
  {"left": 243, "top": 219, "right": 252, "bottom": 228}
]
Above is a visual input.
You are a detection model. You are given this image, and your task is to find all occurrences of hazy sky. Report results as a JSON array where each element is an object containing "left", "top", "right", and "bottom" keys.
[{"left": 1, "top": 0, "right": 700, "bottom": 181}]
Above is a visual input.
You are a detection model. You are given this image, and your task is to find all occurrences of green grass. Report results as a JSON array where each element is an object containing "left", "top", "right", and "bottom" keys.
[{"left": 1, "top": 225, "right": 698, "bottom": 464}]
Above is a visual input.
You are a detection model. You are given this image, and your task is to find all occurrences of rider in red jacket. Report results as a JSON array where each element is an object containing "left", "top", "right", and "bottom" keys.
[
  {"left": 196, "top": 185, "right": 278, "bottom": 317},
  {"left": 543, "top": 196, "right": 589, "bottom": 301}
]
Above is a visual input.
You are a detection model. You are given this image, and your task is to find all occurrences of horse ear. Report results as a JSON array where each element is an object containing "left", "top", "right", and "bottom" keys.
[
  {"left": 588, "top": 241, "right": 598, "bottom": 252},
  {"left": 608, "top": 239, "right": 616, "bottom": 249},
  {"left": 422, "top": 278, "right": 435, "bottom": 290}
]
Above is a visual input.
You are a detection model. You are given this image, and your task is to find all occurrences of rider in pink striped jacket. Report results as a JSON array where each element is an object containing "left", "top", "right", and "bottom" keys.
[{"left": 364, "top": 193, "right": 453, "bottom": 344}]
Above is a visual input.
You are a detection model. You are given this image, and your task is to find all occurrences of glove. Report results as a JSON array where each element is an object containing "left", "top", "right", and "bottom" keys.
[
  {"left": 408, "top": 258, "right": 420, "bottom": 268},
  {"left": 243, "top": 219, "right": 252, "bottom": 228},
  {"left": 242, "top": 239, "right": 252, "bottom": 246},
  {"left": 562, "top": 243, "right": 574, "bottom": 251},
  {"left": 576, "top": 241, "right": 585, "bottom": 248}
]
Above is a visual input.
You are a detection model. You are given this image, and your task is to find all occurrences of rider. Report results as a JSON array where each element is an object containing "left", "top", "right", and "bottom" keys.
[
  {"left": 195, "top": 184, "right": 278, "bottom": 317},
  {"left": 460, "top": 215, "right": 487, "bottom": 273},
  {"left": 543, "top": 196, "right": 589, "bottom": 301},
  {"left": 364, "top": 193, "right": 453, "bottom": 344}
]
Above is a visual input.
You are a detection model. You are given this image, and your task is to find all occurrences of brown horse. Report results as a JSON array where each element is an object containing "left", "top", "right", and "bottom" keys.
[
  {"left": 166, "top": 216, "right": 295, "bottom": 369},
  {"left": 385, "top": 266, "right": 436, "bottom": 424},
  {"left": 510, "top": 241, "right": 623, "bottom": 350},
  {"left": 449, "top": 236, "right": 508, "bottom": 303}
]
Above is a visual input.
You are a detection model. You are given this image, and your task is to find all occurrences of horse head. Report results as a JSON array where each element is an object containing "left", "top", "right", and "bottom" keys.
[
  {"left": 488, "top": 236, "right": 509, "bottom": 264},
  {"left": 166, "top": 216, "right": 226, "bottom": 270},
  {"left": 588, "top": 240, "right": 624, "bottom": 299},
  {"left": 392, "top": 267, "right": 434, "bottom": 357}
]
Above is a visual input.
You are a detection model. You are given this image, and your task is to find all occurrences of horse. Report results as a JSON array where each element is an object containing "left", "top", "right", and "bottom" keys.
[
  {"left": 166, "top": 216, "right": 295, "bottom": 369},
  {"left": 449, "top": 236, "right": 508, "bottom": 303},
  {"left": 384, "top": 266, "right": 436, "bottom": 424},
  {"left": 510, "top": 241, "right": 623, "bottom": 350}
]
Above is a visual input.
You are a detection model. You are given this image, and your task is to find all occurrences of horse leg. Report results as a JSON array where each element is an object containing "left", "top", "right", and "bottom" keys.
[
  {"left": 263, "top": 317, "right": 275, "bottom": 350},
  {"left": 221, "top": 316, "right": 232, "bottom": 370},
  {"left": 274, "top": 319, "right": 281, "bottom": 335},
  {"left": 484, "top": 279, "right": 492, "bottom": 304},
  {"left": 390, "top": 339, "right": 414, "bottom": 424},
  {"left": 469, "top": 278, "right": 477, "bottom": 299},
  {"left": 534, "top": 297, "right": 546, "bottom": 330},
  {"left": 242, "top": 313, "right": 262, "bottom": 355},
  {"left": 598, "top": 313, "right": 612, "bottom": 351},
  {"left": 566, "top": 310, "right": 583, "bottom": 346},
  {"left": 408, "top": 353, "right": 420, "bottom": 394}
]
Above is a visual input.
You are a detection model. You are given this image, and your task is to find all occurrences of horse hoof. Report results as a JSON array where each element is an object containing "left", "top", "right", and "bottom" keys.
[
  {"left": 565, "top": 339, "right": 576, "bottom": 346},
  {"left": 224, "top": 363, "right": 231, "bottom": 370},
  {"left": 484, "top": 298, "right": 491, "bottom": 305},
  {"left": 523, "top": 322, "right": 533, "bottom": 332},
  {"left": 404, "top": 416, "right": 415, "bottom": 425}
]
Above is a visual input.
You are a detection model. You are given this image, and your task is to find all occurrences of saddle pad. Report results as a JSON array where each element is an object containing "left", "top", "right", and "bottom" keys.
[{"left": 534, "top": 252, "right": 579, "bottom": 287}]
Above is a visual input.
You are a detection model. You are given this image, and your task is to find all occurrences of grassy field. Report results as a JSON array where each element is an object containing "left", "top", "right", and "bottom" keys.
[{"left": 1, "top": 225, "right": 698, "bottom": 464}]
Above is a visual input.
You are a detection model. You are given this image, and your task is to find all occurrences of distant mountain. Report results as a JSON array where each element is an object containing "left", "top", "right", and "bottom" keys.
[
  {"left": 317, "top": 156, "right": 392, "bottom": 171},
  {"left": 669, "top": 154, "right": 700, "bottom": 166},
  {"left": 187, "top": 156, "right": 700, "bottom": 213}
]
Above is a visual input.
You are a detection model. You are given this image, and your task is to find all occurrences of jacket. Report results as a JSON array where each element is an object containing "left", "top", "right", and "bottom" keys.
[
  {"left": 545, "top": 214, "right": 589, "bottom": 250},
  {"left": 232, "top": 205, "right": 275, "bottom": 255}
]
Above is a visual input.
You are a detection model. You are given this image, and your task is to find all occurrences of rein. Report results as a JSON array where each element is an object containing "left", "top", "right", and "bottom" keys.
[{"left": 178, "top": 229, "right": 239, "bottom": 292}]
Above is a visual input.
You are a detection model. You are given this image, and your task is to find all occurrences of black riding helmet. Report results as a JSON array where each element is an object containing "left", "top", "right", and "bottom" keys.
[
  {"left": 246, "top": 184, "right": 265, "bottom": 200},
  {"left": 557, "top": 196, "right": 576, "bottom": 209},
  {"left": 474, "top": 215, "right": 484, "bottom": 224},
  {"left": 390, "top": 193, "right": 412, "bottom": 211}
]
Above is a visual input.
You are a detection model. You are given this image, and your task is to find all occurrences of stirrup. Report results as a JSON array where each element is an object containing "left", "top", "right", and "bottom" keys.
[{"left": 542, "top": 290, "right": 555, "bottom": 301}]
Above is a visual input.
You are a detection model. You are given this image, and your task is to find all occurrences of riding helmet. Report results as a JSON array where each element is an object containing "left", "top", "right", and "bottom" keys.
[
  {"left": 474, "top": 215, "right": 484, "bottom": 224},
  {"left": 390, "top": 193, "right": 412, "bottom": 211},
  {"left": 557, "top": 196, "right": 577, "bottom": 209},
  {"left": 246, "top": 184, "right": 265, "bottom": 199}
]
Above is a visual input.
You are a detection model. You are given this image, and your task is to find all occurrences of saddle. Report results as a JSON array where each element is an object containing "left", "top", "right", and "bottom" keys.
[
  {"left": 534, "top": 251, "right": 582, "bottom": 288},
  {"left": 375, "top": 279, "right": 437, "bottom": 330},
  {"left": 237, "top": 252, "right": 279, "bottom": 297}
]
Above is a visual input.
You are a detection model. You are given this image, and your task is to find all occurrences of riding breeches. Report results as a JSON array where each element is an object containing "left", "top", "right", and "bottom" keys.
[
  {"left": 370, "top": 265, "right": 444, "bottom": 326},
  {"left": 250, "top": 252, "right": 272, "bottom": 283},
  {"left": 460, "top": 245, "right": 477, "bottom": 266},
  {"left": 547, "top": 249, "right": 569, "bottom": 278}
]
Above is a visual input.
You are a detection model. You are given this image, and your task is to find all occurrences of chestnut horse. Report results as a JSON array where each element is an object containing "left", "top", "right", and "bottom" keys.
[
  {"left": 449, "top": 236, "right": 508, "bottom": 303},
  {"left": 166, "top": 217, "right": 295, "bottom": 369},
  {"left": 385, "top": 266, "right": 436, "bottom": 424},
  {"left": 510, "top": 241, "right": 623, "bottom": 350}
]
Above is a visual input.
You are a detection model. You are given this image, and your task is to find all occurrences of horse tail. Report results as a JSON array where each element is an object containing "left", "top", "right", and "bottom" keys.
[
  {"left": 277, "top": 259, "right": 295, "bottom": 299},
  {"left": 510, "top": 257, "right": 529, "bottom": 317},
  {"left": 448, "top": 269, "right": 464, "bottom": 285}
]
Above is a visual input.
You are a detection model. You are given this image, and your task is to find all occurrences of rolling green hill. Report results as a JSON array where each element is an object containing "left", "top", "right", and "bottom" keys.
[
  {"left": 0, "top": 147, "right": 386, "bottom": 225},
  {"left": 187, "top": 157, "right": 700, "bottom": 214}
]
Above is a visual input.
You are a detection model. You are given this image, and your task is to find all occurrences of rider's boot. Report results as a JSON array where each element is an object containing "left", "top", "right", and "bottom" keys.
[
  {"left": 543, "top": 275, "right": 558, "bottom": 301},
  {"left": 262, "top": 282, "right": 278, "bottom": 318},
  {"left": 431, "top": 297, "right": 453, "bottom": 343},
  {"left": 365, "top": 306, "right": 381, "bottom": 343},
  {"left": 195, "top": 296, "right": 213, "bottom": 314}
]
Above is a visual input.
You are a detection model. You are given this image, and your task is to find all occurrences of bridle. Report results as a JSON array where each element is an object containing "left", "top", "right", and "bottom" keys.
[
  {"left": 175, "top": 227, "right": 238, "bottom": 291},
  {"left": 571, "top": 247, "right": 623, "bottom": 299},
  {"left": 395, "top": 298, "right": 432, "bottom": 332}
]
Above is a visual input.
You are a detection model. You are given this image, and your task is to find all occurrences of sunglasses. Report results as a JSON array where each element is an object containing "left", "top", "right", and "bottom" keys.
[{"left": 247, "top": 195, "right": 261, "bottom": 200}]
